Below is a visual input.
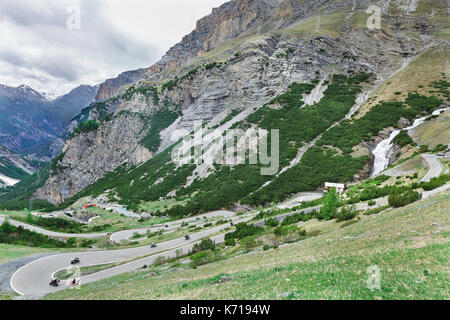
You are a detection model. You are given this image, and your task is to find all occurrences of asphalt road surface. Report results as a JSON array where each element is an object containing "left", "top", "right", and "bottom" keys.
[
  {"left": 109, "top": 210, "right": 235, "bottom": 243},
  {"left": 421, "top": 154, "right": 443, "bottom": 182}
]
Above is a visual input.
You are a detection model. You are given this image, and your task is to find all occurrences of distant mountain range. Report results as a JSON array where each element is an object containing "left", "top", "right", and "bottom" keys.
[{"left": 0, "top": 83, "right": 99, "bottom": 160}]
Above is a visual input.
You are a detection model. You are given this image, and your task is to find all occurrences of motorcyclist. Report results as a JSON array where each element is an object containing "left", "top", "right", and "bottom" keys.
[
  {"left": 185, "top": 234, "right": 190, "bottom": 240},
  {"left": 71, "top": 278, "right": 77, "bottom": 286},
  {"left": 71, "top": 257, "right": 79, "bottom": 264},
  {"left": 50, "top": 279, "right": 59, "bottom": 286}
]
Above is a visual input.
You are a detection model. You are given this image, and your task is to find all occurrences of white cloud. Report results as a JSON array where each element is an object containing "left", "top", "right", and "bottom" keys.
[{"left": 0, "top": 0, "right": 228, "bottom": 96}]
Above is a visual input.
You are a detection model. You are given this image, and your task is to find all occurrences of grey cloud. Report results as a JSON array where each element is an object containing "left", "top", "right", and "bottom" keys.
[{"left": 0, "top": 0, "right": 157, "bottom": 94}]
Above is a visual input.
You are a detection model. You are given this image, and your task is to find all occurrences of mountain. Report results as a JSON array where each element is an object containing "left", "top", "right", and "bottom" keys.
[
  {"left": 21, "top": 0, "right": 449, "bottom": 210},
  {"left": 95, "top": 68, "right": 147, "bottom": 101},
  {"left": 0, "top": 145, "right": 40, "bottom": 188},
  {"left": 0, "top": 83, "right": 98, "bottom": 160},
  {"left": 51, "top": 85, "right": 99, "bottom": 120}
]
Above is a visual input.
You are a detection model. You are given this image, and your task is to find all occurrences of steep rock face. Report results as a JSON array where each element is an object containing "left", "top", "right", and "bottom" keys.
[
  {"left": 34, "top": 114, "right": 152, "bottom": 203},
  {"left": 146, "top": 0, "right": 304, "bottom": 76},
  {"left": 35, "top": 0, "right": 449, "bottom": 204},
  {"left": 95, "top": 68, "right": 147, "bottom": 101}
]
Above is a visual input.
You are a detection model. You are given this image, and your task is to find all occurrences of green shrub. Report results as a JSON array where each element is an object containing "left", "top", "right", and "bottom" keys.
[
  {"left": 215, "top": 219, "right": 228, "bottom": 226},
  {"left": 419, "top": 174, "right": 450, "bottom": 191},
  {"left": 13, "top": 215, "right": 84, "bottom": 234},
  {"left": 240, "top": 235, "right": 258, "bottom": 249},
  {"left": 419, "top": 145, "right": 429, "bottom": 153},
  {"left": 225, "top": 238, "right": 236, "bottom": 246},
  {"left": 224, "top": 223, "right": 263, "bottom": 240},
  {"left": 0, "top": 220, "right": 74, "bottom": 248},
  {"left": 191, "top": 238, "right": 215, "bottom": 253},
  {"left": 265, "top": 217, "right": 279, "bottom": 227},
  {"left": 139, "top": 108, "right": 180, "bottom": 152},
  {"left": 72, "top": 120, "right": 99, "bottom": 135},
  {"left": 273, "top": 226, "right": 286, "bottom": 236},
  {"left": 393, "top": 130, "right": 414, "bottom": 147},
  {"left": 334, "top": 206, "right": 358, "bottom": 222},
  {"left": 319, "top": 188, "right": 340, "bottom": 220},
  {"left": 388, "top": 190, "right": 422, "bottom": 208}
]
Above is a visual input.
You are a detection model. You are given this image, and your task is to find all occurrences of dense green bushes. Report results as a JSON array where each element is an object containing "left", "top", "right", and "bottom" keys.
[
  {"left": 242, "top": 74, "right": 372, "bottom": 206},
  {"left": 319, "top": 93, "right": 441, "bottom": 154},
  {"left": 13, "top": 215, "right": 85, "bottom": 233},
  {"left": 319, "top": 188, "right": 340, "bottom": 220},
  {"left": 140, "top": 107, "right": 180, "bottom": 152},
  {"left": 71, "top": 120, "right": 100, "bottom": 137},
  {"left": 162, "top": 68, "right": 199, "bottom": 91},
  {"left": 414, "top": 173, "right": 450, "bottom": 191},
  {"left": 405, "top": 93, "right": 442, "bottom": 113},
  {"left": 334, "top": 206, "right": 358, "bottom": 222},
  {"left": 0, "top": 220, "right": 74, "bottom": 248},
  {"left": 224, "top": 223, "right": 263, "bottom": 241},
  {"left": 50, "top": 152, "right": 66, "bottom": 174},
  {"left": 123, "top": 86, "right": 159, "bottom": 105},
  {"left": 191, "top": 238, "right": 216, "bottom": 253},
  {"left": 393, "top": 130, "right": 414, "bottom": 147},
  {"left": 280, "top": 213, "right": 309, "bottom": 226},
  {"left": 388, "top": 190, "right": 422, "bottom": 208},
  {"left": 265, "top": 217, "right": 279, "bottom": 227}
]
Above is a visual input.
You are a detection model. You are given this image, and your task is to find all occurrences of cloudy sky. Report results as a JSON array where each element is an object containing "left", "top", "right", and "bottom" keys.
[{"left": 0, "top": 0, "right": 228, "bottom": 97}]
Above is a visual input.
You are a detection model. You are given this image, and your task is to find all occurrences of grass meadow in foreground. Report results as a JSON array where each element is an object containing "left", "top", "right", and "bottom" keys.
[
  {"left": 45, "top": 190, "right": 449, "bottom": 300},
  {"left": 0, "top": 243, "right": 56, "bottom": 264}
]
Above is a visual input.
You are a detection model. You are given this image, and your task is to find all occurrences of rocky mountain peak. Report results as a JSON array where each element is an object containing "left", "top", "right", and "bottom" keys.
[
  {"left": 95, "top": 68, "right": 148, "bottom": 102},
  {"left": 145, "top": 0, "right": 298, "bottom": 77}
]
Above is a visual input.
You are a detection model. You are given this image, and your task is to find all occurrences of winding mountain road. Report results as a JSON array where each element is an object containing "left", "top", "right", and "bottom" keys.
[
  {"left": 109, "top": 210, "right": 235, "bottom": 243},
  {"left": 9, "top": 215, "right": 249, "bottom": 297},
  {"left": 0, "top": 210, "right": 236, "bottom": 242},
  {"left": 421, "top": 154, "right": 443, "bottom": 182}
]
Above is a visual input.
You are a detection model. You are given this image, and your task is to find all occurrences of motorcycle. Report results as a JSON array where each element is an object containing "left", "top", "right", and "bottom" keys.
[
  {"left": 151, "top": 243, "right": 157, "bottom": 248},
  {"left": 71, "top": 257, "right": 80, "bottom": 264},
  {"left": 185, "top": 235, "right": 190, "bottom": 240},
  {"left": 49, "top": 279, "right": 60, "bottom": 287},
  {"left": 69, "top": 278, "right": 79, "bottom": 287}
]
